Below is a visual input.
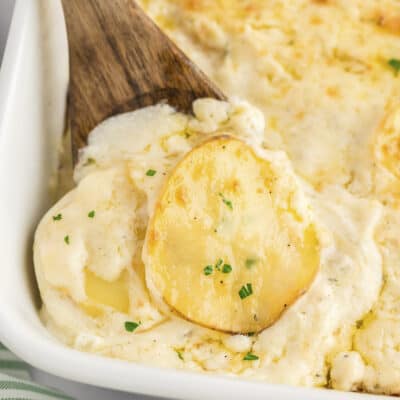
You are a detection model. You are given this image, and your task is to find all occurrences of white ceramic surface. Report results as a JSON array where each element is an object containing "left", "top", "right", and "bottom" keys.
[{"left": 0, "top": 1, "right": 392, "bottom": 399}]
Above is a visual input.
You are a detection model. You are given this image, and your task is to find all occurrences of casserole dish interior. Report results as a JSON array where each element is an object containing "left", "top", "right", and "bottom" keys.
[{"left": 0, "top": 0, "right": 391, "bottom": 399}]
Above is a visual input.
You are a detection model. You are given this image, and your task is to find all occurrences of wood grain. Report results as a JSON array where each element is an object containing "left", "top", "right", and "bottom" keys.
[{"left": 61, "top": 0, "right": 226, "bottom": 163}]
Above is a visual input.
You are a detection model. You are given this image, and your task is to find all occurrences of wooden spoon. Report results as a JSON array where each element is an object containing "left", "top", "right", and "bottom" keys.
[{"left": 61, "top": 0, "right": 226, "bottom": 163}]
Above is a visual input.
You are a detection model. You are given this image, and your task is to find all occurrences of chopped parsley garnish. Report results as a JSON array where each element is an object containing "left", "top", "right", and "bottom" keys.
[
  {"left": 176, "top": 350, "right": 184, "bottom": 360},
  {"left": 52, "top": 213, "right": 62, "bottom": 221},
  {"left": 247, "top": 332, "right": 255, "bottom": 337},
  {"left": 88, "top": 210, "right": 95, "bottom": 218},
  {"left": 245, "top": 259, "right": 257, "bottom": 269},
  {"left": 215, "top": 258, "right": 223, "bottom": 271},
  {"left": 388, "top": 58, "right": 400, "bottom": 75},
  {"left": 204, "top": 265, "right": 213, "bottom": 276},
  {"left": 205, "top": 260, "right": 233, "bottom": 275},
  {"left": 239, "top": 283, "right": 253, "bottom": 299},
  {"left": 64, "top": 235, "right": 70, "bottom": 245},
  {"left": 243, "top": 352, "right": 259, "bottom": 361},
  {"left": 219, "top": 193, "right": 233, "bottom": 210},
  {"left": 146, "top": 169, "right": 157, "bottom": 176},
  {"left": 222, "top": 264, "right": 232, "bottom": 273},
  {"left": 222, "top": 198, "right": 233, "bottom": 210},
  {"left": 124, "top": 321, "right": 140, "bottom": 332},
  {"left": 83, "top": 157, "right": 96, "bottom": 166}
]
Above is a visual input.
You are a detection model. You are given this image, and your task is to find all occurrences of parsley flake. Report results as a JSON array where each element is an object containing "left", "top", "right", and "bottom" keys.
[
  {"left": 124, "top": 321, "right": 140, "bottom": 332},
  {"left": 239, "top": 283, "right": 253, "bottom": 299},
  {"left": 245, "top": 259, "right": 257, "bottom": 269},
  {"left": 243, "top": 352, "right": 259, "bottom": 361},
  {"left": 218, "top": 193, "right": 233, "bottom": 210},
  {"left": 64, "top": 235, "right": 70, "bottom": 245},
  {"left": 52, "top": 213, "right": 62, "bottom": 221},
  {"left": 222, "top": 264, "right": 232, "bottom": 273},
  {"left": 88, "top": 210, "right": 95, "bottom": 218},
  {"left": 176, "top": 350, "right": 184, "bottom": 360},
  {"left": 388, "top": 59, "right": 400, "bottom": 75},
  {"left": 83, "top": 157, "right": 96, "bottom": 166},
  {"left": 146, "top": 169, "right": 157, "bottom": 177},
  {"left": 204, "top": 265, "right": 213, "bottom": 276},
  {"left": 215, "top": 259, "right": 223, "bottom": 271}
]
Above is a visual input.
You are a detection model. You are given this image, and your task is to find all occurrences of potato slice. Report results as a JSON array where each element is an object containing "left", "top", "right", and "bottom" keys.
[
  {"left": 81, "top": 269, "right": 130, "bottom": 316},
  {"left": 145, "top": 136, "right": 319, "bottom": 333},
  {"left": 374, "top": 97, "right": 400, "bottom": 179}
]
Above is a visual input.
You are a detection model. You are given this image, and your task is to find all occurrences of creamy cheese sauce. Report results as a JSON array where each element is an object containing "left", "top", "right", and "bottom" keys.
[{"left": 34, "top": 0, "right": 400, "bottom": 395}]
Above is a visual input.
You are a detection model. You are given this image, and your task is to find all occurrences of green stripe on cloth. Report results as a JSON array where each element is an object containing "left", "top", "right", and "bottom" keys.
[
  {"left": 0, "top": 394, "right": 71, "bottom": 400},
  {"left": 0, "top": 350, "right": 21, "bottom": 360},
  {"left": 0, "top": 344, "right": 74, "bottom": 400},
  {"left": 0, "top": 394, "right": 69, "bottom": 400},
  {"left": 0, "top": 395, "right": 69, "bottom": 400},
  {"left": 0, "top": 371, "right": 30, "bottom": 382},
  {"left": 0, "top": 351, "right": 31, "bottom": 381},
  {"left": 0, "top": 351, "right": 30, "bottom": 380},
  {"left": 0, "top": 361, "right": 28, "bottom": 370},
  {"left": 0, "top": 381, "right": 72, "bottom": 400}
]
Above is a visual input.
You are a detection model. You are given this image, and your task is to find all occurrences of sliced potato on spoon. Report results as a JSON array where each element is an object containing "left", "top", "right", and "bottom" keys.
[{"left": 144, "top": 135, "right": 319, "bottom": 333}]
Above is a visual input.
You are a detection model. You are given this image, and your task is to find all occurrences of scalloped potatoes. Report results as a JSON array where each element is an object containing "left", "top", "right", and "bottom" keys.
[
  {"left": 145, "top": 136, "right": 319, "bottom": 333},
  {"left": 33, "top": 0, "right": 400, "bottom": 395},
  {"left": 35, "top": 99, "right": 382, "bottom": 392}
]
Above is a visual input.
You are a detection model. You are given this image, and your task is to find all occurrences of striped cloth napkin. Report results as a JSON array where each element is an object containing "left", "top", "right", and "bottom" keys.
[{"left": 0, "top": 343, "right": 73, "bottom": 400}]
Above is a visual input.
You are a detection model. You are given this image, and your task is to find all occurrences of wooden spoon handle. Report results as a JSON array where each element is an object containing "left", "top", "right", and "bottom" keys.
[{"left": 61, "top": 0, "right": 225, "bottom": 162}]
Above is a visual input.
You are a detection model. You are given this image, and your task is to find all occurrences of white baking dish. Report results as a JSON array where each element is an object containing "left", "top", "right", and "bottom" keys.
[{"left": 0, "top": 1, "right": 390, "bottom": 399}]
